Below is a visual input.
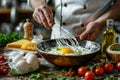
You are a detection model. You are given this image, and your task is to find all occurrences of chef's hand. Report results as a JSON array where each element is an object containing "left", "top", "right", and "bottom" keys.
[
  {"left": 79, "top": 21, "right": 103, "bottom": 41},
  {"left": 32, "top": 4, "right": 54, "bottom": 29}
]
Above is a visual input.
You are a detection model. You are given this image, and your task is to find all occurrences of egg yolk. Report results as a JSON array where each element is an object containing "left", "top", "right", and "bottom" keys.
[{"left": 59, "top": 47, "right": 74, "bottom": 54}]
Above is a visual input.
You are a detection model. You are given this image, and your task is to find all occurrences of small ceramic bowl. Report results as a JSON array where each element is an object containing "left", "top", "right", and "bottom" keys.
[{"left": 106, "top": 43, "right": 120, "bottom": 62}]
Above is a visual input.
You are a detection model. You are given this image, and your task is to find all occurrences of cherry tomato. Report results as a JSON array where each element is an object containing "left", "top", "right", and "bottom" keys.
[
  {"left": 104, "top": 63, "right": 114, "bottom": 73},
  {"left": 116, "top": 62, "right": 120, "bottom": 71},
  {"left": 0, "top": 69, "right": 2, "bottom": 75},
  {"left": 2, "top": 68, "right": 8, "bottom": 74},
  {"left": 0, "top": 60, "right": 4, "bottom": 64},
  {"left": 95, "top": 67, "right": 104, "bottom": 76},
  {"left": 2, "top": 63, "right": 8, "bottom": 67},
  {"left": 0, "top": 55, "right": 5, "bottom": 61},
  {"left": 78, "top": 66, "right": 87, "bottom": 76},
  {"left": 0, "top": 55, "right": 9, "bottom": 75},
  {"left": 85, "top": 71, "right": 95, "bottom": 80}
]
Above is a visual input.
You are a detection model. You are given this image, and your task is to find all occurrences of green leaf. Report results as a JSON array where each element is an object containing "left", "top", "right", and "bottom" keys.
[
  {"left": 105, "top": 75, "right": 116, "bottom": 80},
  {"left": 0, "top": 32, "right": 23, "bottom": 47}
]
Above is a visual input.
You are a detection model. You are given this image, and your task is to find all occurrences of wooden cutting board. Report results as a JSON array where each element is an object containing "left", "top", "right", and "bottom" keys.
[{"left": 5, "top": 47, "right": 38, "bottom": 54}]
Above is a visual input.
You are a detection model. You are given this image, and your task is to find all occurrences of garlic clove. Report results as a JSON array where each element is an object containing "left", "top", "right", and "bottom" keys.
[
  {"left": 26, "top": 54, "right": 39, "bottom": 65},
  {"left": 15, "top": 59, "right": 29, "bottom": 74},
  {"left": 12, "top": 54, "right": 23, "bottom": 64},
  {"left": 24, "top": 52, "right": 34, "bottom": 59}
]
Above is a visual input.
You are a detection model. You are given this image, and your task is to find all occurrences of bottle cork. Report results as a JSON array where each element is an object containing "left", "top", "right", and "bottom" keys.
[{"left": 23, "top": 19, "right": 34, "bottom": 40}]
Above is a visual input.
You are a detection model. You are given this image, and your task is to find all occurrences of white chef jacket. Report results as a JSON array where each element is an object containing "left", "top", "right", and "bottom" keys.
[{"left": 28, "top": 0, "right": 114, "bottom": 43}]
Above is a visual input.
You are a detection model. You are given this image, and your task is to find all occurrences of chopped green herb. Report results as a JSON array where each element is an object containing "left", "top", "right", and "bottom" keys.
[
  {"left": 112, "top": 48, "right": 120, "bottom": 51},
  {"left": 29, "top": 73, "right": 43, "bottom": 80},
  {"left": 105, "top": 75, "right": 117, "bottom": 80}
]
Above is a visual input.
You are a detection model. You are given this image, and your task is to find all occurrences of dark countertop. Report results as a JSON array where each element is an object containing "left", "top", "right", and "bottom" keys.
[{"left": 1, "top": 56, "right": 120, "bottom": 80}]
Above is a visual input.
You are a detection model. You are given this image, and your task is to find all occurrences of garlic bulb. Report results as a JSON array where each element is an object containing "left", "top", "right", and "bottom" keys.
[
  {"left": 26, "top": 54, "right": 38, "bottom": 65},
  {"left": 15, "top": 59, "right": 29, "bottom": 74},
  {"left": 12, "top": 54, "right": 23, "bottom": 64},
  {"left": 8, "top": 51, "right": 39, "bottom": 75},
  {"left": 24, "top": 52, "right": 34, "bottom": 58}
]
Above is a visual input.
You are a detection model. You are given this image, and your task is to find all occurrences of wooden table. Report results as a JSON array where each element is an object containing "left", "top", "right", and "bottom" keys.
[{"left": 1, "top": 55, "right": 120, "bottom": 80}]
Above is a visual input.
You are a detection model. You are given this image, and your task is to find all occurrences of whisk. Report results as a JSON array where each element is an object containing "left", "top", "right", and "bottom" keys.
[
  {"left": 52, "top": 24, "right": 79, "bottom": 47},
  {"left": 52, "top": 0, "right": 79, "bottom": 48}
]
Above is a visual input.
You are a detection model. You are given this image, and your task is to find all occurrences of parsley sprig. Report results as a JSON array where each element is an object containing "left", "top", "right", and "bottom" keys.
[{"left": 0, "top": 32, "right": 23, "bottom": 47}]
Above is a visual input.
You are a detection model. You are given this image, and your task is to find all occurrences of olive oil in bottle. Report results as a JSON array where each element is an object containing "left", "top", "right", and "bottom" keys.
[{"left": 101, "top": 19, "right": 116, "bottom": 58}]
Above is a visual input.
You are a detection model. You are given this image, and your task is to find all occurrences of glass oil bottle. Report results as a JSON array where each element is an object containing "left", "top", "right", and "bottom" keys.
[{"left": 101, "top": 19, "right": 116, "bottom": 58}]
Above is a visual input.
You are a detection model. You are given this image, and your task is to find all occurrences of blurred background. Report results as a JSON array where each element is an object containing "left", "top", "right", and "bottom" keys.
[
  {"left": 0, "top": 0, "right": 120, "bottom": 42},
  {"left": 0, "top": 0, "right": 51, "bottom": 39}
]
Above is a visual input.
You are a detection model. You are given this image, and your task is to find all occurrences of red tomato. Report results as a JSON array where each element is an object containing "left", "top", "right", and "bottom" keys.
[
  {"left": 104, "top": 63, "right": 114, "bottom": 73},
  {"left": 0, "top": 69, "right": 2, "bottom": 75},
  {"left": 95, "top": 67, "right": 104, "bottom": 76},
  {"left": 2, "top": 63, "right": 8, "bottom": 67},
  {"left": 0, "top": 55, "right": 5, "bottom": 62},
  {"left": 85, "top": 71, "right": 95, "bottom": 80},
  {"left": 116, "top": 62, "right": 120, "bottom": 71},
  {"left": 78, "top": 66, "right": 87, "bottom": 76},
  {"left": 2, "top": 68, "right": 8, "bottom": 74}
]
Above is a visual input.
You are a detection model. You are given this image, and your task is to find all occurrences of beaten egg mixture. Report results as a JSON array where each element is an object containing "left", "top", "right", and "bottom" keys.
[{"left": 45, "top": 46, "right": 91, "bottom": 55}]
